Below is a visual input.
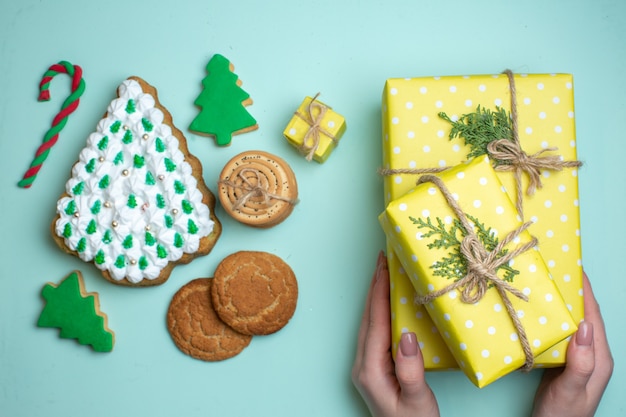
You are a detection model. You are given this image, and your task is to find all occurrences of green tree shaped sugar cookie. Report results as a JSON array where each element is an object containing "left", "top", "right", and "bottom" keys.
[
  {"left": 189, "top": 54, "right": 258, "bottom": 146},
  {"left": 37, "top": 271, "right": 114, "bottom": 352}
]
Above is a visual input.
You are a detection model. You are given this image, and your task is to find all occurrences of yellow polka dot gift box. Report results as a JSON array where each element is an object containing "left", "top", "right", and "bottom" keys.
[
  {"left": 380, "top": 72, "right": 584, "bottom": 378},
  {"left": 283, "top": 94, "right": 346, "bottom": 163},
  {"left": 379, "top": 156, "right": 577, "bottom": 388}
]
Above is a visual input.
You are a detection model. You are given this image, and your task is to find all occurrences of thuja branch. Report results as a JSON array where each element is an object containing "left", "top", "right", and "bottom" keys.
[
  {"left": 410, "top": 214, "right": 519, "bottom": 282},
  {"left": 439, "top": 105, "right": 513, "bottom": 161}
]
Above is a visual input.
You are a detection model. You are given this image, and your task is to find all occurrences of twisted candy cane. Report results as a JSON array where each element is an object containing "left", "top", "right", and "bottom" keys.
[{"left": 18, "top": 61, "right": 85, "bottom": 188}]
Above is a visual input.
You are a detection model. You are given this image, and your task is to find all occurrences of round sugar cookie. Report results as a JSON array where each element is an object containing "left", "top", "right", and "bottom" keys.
[
  {"left": 211, "top": 251, "right": 298, "bottom": 335},
  {"left": 167, "top": 278, "right": 252, "bottom": 361},
  {"left": 218, "top": 151, "right": 298, "bottom": 228}
]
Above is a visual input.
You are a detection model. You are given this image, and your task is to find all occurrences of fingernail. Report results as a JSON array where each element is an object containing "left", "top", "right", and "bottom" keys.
[
  {"left": 576, "top": 321, "right": 593, "bottom": 346},
  {"left": 375, "top": 251, "right": 385, "bottom": 281},
  {"left": 400, "top": 332, "right": 418, "bottom": 357},
  {"left": 376, "top": 250, "right": 384, "bottom": 266}
]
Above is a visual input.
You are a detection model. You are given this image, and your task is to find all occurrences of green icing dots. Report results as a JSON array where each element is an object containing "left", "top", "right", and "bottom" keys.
[
  {"left": 127, "top": 195, "right": 137, "bottom": 209},
  {"left": 63, "top": 223, "right": 72, "bottom": 238},
  {"left": 157, "top": 245, "right": 168, "bottom": 259},
  {"left": 91, "top": 200, "right": 102, "bottom": 215},
  {"left": 126, "top": 99, "right": 136, "bottom": 114},
  {"left": 102, "top": 230, "right": 113, "bottom": 245},
  {"left": 113, "top": 151, "right": 124, "bottom": 165},
  {"left": 182, "top": 200, "right": 193, "bottom": 214},
  {"left": 90, "top": 200, "right": 102, "bottom": 216},
  {"left": 139, "top": 257, "right": 149, "bottom": 270},
  {"left": 134, "top": 155, "right": 145, "bottom": 168},
  {"left": 174, "top": 180, "right": 185, "bottom": 195},
  {"left": 98, "top": 136, "right": 109, "bottom": 150},
  {"left": 122, "top": 130, "right": 133, "bottom": 144},
  {"left": 122, "top": 235, "right": 133, "bottom": 249},
  {"left": 114, "top": 255, "right": 125, "bottom": 269},
  {"left": 85, "top": 158, "right": 96, "bottom": 173},
  {"left": 95, "top": 250, "right": 106, "bottom": 265},
  {"left": 110, "top": 121, "right": 122, "bottom": 133},
  {"left": 156, "top": 194, "right": 166, "bottom": 209},
  {"left": 164, "top": 158, "right": 176, "bottom": 172},
  {"left": 145, "top": 231, "right": 156, "bottom": 246},
  {"left": 72, "top": 182, "right": 85, "bottom": 196},
  {"left": 76, "top": 238, "right": 87, "bottom": 253},
  {"left": 142, "top": 118, "right": 154, "bottom": 132},
  {"left": 155, "top": 137, "right": 166, "bottom": 152},
  {"left": 164, "top": 215, "right": 173, "bottom": 228},
  {"left": 146, "top": 171, "right": 156, "bottom": 185},
  {"left": 86, "top": 220, "right": 97, "bottom": 235},
  {"left": 99, "top": 175, "right": 110, "bottom": 189},
  {"left": 188, "top": 219, "right": 199, "bottom": 234},
  {"left": 65, "top": 200, "right": 77, "bottom": 216},
  {"left": 174, "top": 233, "right": 184, "bottom": 248}
]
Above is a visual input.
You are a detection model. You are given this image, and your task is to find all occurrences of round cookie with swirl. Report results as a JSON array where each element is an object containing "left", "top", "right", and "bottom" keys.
[
  {"left": 217, "top": 150, "right": 298, "bottom": 228},
  {"left": 51, "top": 77, "right": 221, "bottom": 286},
  {"left": 211, "top": 251, "right": 298, "bottom": 335}
]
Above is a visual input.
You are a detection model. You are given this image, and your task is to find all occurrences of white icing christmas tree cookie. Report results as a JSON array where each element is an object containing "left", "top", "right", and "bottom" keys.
[{"left": 52, "top": 77, "right": 221, "bottom": 286}]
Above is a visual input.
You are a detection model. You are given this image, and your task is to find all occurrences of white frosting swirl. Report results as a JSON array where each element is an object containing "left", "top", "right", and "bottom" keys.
[{"left": 55, "top": 79, "right": 214, "bottom": 283}]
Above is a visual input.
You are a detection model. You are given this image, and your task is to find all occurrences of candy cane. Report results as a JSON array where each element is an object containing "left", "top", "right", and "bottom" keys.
[{"left": 18, "top": 61, "right": 86, "bottom": 189}]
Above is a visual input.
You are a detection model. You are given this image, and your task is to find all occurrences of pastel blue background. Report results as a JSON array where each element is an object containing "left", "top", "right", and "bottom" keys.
[{"left": 1, "top": 0, "right": 624, "bottom": 416}]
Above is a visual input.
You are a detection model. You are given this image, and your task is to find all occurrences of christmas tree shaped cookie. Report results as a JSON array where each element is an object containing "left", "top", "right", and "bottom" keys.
[
  {"left": 52, "top": 77, "right": 221, "bottom": 286},
  {"left": 189, "top": 54, "right": 258, "bottom": 146},
  {"left": 37, "top": 271, "right": 114, "bottom": 352}
]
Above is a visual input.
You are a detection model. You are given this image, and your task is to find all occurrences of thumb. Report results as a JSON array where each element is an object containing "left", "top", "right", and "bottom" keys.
[
  {"left": 558, "top": 321, "right": 595, "bottom": 392},
  {"left": 395, "top": 332, "right": 429, "bottom": 397}
]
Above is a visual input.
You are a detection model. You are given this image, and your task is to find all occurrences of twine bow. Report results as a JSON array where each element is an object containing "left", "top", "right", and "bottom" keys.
[
  {"left": 294, "top": 93, "right": 337, "bottom": 161},
  {"left": 219, "top": 168, "right": 298, "bottom": 210},
  {"left": 414, "top": 174, "right": 538, "bottom": 371},
  {"left": 379, "top": 70, "right": 582, "bottom": 221},
  {"left": 489, "top": 70, "right": 582, "bottom": 219}
]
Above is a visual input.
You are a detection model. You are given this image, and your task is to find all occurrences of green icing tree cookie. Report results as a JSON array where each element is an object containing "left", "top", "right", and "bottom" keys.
[
  {"left": 37, "top": 271, "right": 114, "bottom": 352},
  {"left": 189, "top": 54, "right": 258, "bottom": 146}
]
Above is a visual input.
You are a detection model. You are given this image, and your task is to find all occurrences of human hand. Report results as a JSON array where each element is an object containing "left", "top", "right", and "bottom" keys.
[
  {"left": 532, "top": 271, "right": 613, "bottom": 417},
  {"left": 352, "top": 251, "right": 440, "bottom": 417}
]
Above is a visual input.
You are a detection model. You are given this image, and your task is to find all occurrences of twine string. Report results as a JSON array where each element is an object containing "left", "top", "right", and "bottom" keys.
[
  {"left": 414, "top": 174, "right": 538, "bottom": 371},
  {"left": 219, "top": 167, "right": 298, "bottom": 210},
  {"left": 491, "top": 70, "right": 583, "bottom": 218},
  {"left": 294, "top": 93, "right": 337, "bottom": 161},
  {"left": 379, "top": 69, "right": 582, "bottom": 220}
]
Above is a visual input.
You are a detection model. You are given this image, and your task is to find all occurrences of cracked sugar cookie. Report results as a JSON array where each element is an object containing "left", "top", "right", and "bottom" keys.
[
  {"left": 52, "top": 77, "right": 221, "bottom": 286},
  {"left": 211, "top": 251, "right": 298, "bottom": 335},
  {"left": 167, "top": 278, "right": 252, "bottom": 361}
]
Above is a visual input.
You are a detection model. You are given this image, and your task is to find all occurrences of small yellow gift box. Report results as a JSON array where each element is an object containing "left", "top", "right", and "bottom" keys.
[
  {"left": 381, "top": 72, "right": 584, "bottom": 369},
  {"left": 283, "top": 94, "right": 346, "bottom": 163},
  {"left": 379, "top": 156, "right": 577, "bottom": 388}
]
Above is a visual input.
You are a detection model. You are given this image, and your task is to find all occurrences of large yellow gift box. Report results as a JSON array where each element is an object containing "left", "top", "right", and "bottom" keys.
[
  {"left": 379, "top": 156, "right": 577, "bottom": 388},
  {"left": 283, "top": 94, "right": 346, "bottom": 163},
  {"left": 381, "top": 72, "right": 584, "bottom": 370}
]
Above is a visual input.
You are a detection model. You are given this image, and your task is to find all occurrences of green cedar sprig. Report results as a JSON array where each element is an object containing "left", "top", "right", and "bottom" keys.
[
  {"left": 410, "top": 214, "right": 519, "bottom": 283},
  {"left": 438, "top": 105, "right": 513, "bottom": 161}
]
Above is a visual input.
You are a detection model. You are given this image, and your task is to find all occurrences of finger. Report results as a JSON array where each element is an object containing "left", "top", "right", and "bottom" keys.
[
  {"left": 557, "top": 320, "right": 595, "bottom": 393},
  {"left": 395, "top": 332, "right": 439, "bottom": 414},
  {"left": 582, "top": 272, "right": 610, "bottom": 351},
  {"left": 361, "top": 253, "right": 392, "bottom": 367},
  {"left": 354, "top": 251, "right": 385, "bottom": 370},
  {"left": 395, "top": 332, "right": 429, "bottom": 396},
  {"left": 581, "top": 271, "right": 614, "bottom": 396}
]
